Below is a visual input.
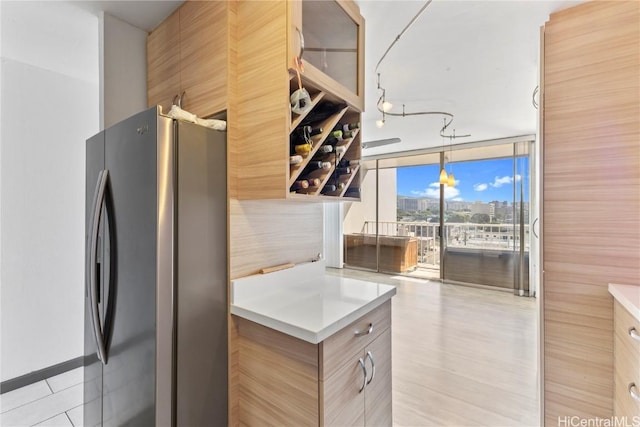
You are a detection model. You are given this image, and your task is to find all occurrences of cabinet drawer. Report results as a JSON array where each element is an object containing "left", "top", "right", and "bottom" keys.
[
  {"left": 320, "top": 300, "right": 391, "bottom": 380},
  {"left": 615, "top": 300, "right": 640, "bottom": 356},
  {"left": 614, "top": 300, "right": 640, "bottom": 417}
]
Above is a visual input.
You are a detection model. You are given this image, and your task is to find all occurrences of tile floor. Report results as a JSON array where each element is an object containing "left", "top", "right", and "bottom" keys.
[
  {"left": 0, "top": 367, "right": 83, "bottom": 426},
  {"left": 1, "top": 270, "right": 538, "bottom": 426}
]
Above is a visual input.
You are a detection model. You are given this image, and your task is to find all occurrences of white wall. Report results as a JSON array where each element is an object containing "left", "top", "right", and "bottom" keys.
[
  {"left": 100, "top": 13, "right": 148, "bottom": 128},
  {"left": 0, "top": 1, "right": 99, "bottom": 382},
  {"left": 343, "top": 166, "right": 397, "bottom": 234}
]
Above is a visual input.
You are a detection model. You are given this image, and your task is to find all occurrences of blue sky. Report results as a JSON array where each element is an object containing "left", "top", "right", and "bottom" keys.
[{"left": 396, "top": 158, "right": 529, "bottom": 203}]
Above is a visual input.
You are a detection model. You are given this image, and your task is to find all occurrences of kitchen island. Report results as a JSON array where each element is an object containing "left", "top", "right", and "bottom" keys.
[{"left": 231, "top": 261, "right": 396, "bottom": 426}]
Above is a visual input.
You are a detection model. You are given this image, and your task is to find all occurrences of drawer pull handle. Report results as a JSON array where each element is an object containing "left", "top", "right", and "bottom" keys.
[
  {"left": 366, "top": 351, "right": 376, "bottom": 385},
  {"left": 355, "top": 323, "right": 373, "bottom": 337},
  {"left": 630, "top": 383, "right": 640, "bottom": 402},
  {"left": 629, "top": 327, "right": 640, "bottom": 342},
  {"left": 358, "top": 358, "right": 367, "bottom": 393}
]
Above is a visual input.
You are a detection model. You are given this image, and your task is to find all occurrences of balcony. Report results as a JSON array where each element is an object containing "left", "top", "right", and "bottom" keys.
[{"left": 345, "top": 221, "right": 529, "bottom": 291}]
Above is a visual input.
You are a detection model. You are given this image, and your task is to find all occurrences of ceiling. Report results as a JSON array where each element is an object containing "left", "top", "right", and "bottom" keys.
[
  {"left": 72, "top": 0, "right": 579, "bottom": 156},
  {"left": 359, "top": 0, "right": 580, "bottom": 155},
  {"left": 73, "top": 0, "right": 182, "bottom": 32}
]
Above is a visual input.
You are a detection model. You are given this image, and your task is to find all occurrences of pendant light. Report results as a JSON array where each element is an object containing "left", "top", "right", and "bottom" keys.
[
  {"left": 439, "top": 128, "right": 448, "bottom": 185},
  {"left": 447, "top": 130, "right": 455, "bottom": 187},
  {"left": 439, "top": 168, "right": 449, "bottom": 185}
]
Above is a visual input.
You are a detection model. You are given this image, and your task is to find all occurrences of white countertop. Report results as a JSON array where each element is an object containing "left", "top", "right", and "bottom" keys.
[
  {"left": 609, "top": 283, "right": 640, "bottom": 322},
  {"left": 230, "top": 261, "right": 396, "bottom": 344}
]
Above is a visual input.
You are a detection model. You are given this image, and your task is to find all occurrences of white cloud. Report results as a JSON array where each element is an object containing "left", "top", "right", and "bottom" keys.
[
  {"left": 474, "top": 183, "right": 488, "bottom": 191},
  {"left": 443, "top": 186, "right": 460, "bottom": 200},
  {"left": 413, "top": 182, "right": 460, "bottom": 200},
  {"left": 451, "top": 197, "right": 463, "bottom": 201},
  {"left": 490, "top": 175, "right": 521, "bottom": 188}
]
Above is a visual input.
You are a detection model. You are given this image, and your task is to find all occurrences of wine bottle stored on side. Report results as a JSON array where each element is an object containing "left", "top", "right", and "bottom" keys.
[
  {"left": 290, "top": 155, "right": 303, "bottom": 165},
  {"left": 294, "top": 143, "right": 312, "bottom": 155},
  {"left": 324, "top": 136, "right": 341, "bottom": 147},
  {"left": 333, "top": 122, "right": 360, "bottom": 132},
  {"left": 321, "top": 184, "right": 337, "bottom": 194},
  {"left": 338, "top": 158, "right": 359, "bottom": 168},
  {"left": 316, "top": 145, "right": 333, "bottom": 154},
  {"left": 306, "top": 177, "right": 321, "bottom": 187},
  {"left": 334, "top": 166, "right": 351, "bottom": 176},
  {"left": 334, "top": 146, "right": 347, "bottom": 155},
  {"left": 342, "top": 130, "right": 356, "bottom": 139},
  {"left": 306, "top": 161, "right": 331, "bottom": 171},
  {"left": 328, "top": 130, "right": 343, "bottom": 140},
  {"left": 291, "top": 180, "right": 309, "bottom": 190}
]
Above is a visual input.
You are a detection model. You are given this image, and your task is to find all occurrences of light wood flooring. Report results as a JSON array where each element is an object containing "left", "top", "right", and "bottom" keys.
[
  {"left": 327, "top": 268, "right": 539, "bottom": 427},
  {"left": 1, "top": 269, "right": 538, "bottom": 426}
]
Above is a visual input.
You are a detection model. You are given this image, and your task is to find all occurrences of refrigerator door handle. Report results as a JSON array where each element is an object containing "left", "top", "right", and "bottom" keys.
[{"left": 88, "top": 169, "right": 109, "bottom": 364}]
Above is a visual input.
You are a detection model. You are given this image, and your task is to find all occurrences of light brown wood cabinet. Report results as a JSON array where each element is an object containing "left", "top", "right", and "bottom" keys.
[
  {"left": 542, "top": 1, "right": 639, "bottom": 422},
  {"left": 233, "top": 0, "right": 364, "bottom": 200},
  {"left": 613, "top": 300, "right": 640, "bottom": 418},
  {"left": 288, "top": 0, "right": 365, "bottom": 111},
  {"left": 147, "top": 1, "right": 227, "bottom": 117},
  {"left": 236, "top": 300, "right": 392, "bottom": 426}
]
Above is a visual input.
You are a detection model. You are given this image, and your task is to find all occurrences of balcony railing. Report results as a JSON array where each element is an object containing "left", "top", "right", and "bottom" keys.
[{"left": 359, "top": 221, "right": 530, "bottom": 267}]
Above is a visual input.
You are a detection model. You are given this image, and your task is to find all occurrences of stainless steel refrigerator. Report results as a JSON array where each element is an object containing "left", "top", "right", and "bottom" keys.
[{"left": 84, "top": 106, "right": 228, "bottom": 426}]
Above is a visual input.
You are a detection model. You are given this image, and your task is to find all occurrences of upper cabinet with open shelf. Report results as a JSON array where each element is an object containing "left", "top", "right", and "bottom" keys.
[
  {"left": 289, "top": 0, "right": 365, "bottom": 111},
  {"left": 232, "top": 0, "right": 364, "bottom": 201}
]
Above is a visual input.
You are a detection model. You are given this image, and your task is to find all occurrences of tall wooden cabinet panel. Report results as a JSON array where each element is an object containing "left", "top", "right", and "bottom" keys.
[
  {"left": 179, "top": 0, "right": 227, "bottom": 117},
  {"left": 147, "top": 9, "right": 180, "bottom": 114},
  {"left": 147, "top": 1, "right": 227, "bottom": 118},
  {"left": 542, "top": 1, "right": 640, "bottom": 424}
]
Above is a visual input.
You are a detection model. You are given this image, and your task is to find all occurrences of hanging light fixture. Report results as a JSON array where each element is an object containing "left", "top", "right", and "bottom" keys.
[
  {"left": 439, "top": 168, "right": 449, "bottom": 185},
  {"left": 439, "top": 127, "right": 448, "bottom": 185},
  {"left": 447, "top": 129, "right": 455, "bottom": 187},
  {"left": 447, "top": 172, "right": 455, "bottom": 187}
]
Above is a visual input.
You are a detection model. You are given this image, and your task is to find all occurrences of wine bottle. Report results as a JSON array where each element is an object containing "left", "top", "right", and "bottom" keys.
[
  {"left": 328, "top": 130, "right": 343, "bottom": 140},
  {"left": 316, "top": 145, "right": 333, "bottom": 154},
  {"left": 334, "top": 146, "right": 347, "bottom": 155},
  {"left": 308, "top": 126, "right": 323, "bottom": 136},
  {"left": 342, "top": 130, "right": 357, "bottom": 139},
  {"left": 338, "top": 158, "right": 359, "bottom": 168},
  {"left": 307, "top": 177, "right": 321, "bottom": 187},
  {"left": 321, "top": 184, "right": 337, "bottom": 194},
  {"left": 294, "top": 143, "right": 312, "bottom": 155},
  {"left": 337, "top": 182, "right": 346, "bottom": 190},
  {"left": 333, "top": 122, "right": 360, "bottom": 132},
  {"left": 324, "top": 136, "right": 341, "bottom": 147},
  {"left": 307, "top": 161, "right": 331, "bottom": 171},
  {"left": 290, "top": 125, "right": 312, "bottom": 155},
  {"left": 291, "top": 180, "right": 309, "bottom": 190},
  {"left": 335, "top": 166, "right": 351, "bottom": 176},
  {"left": 290, "top": 155, "right": 303, "bottom": 165}
]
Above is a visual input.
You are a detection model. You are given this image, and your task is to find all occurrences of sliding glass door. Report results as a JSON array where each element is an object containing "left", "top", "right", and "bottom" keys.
[
  {"left": 440, "top": 143, "right": 531, "bottom": 294},
  {"left": 343, "top": 139, "right": 534, "bottom": 295}
]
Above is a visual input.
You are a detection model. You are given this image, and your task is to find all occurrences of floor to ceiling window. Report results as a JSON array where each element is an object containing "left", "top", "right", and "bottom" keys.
[{"left": 343, "top": 139, "right": 535, "bottom": 295}]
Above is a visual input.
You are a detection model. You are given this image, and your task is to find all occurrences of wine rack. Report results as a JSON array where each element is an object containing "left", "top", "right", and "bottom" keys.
[{"left": 288, "top": 77, "right": 361, "bottom": 200}]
